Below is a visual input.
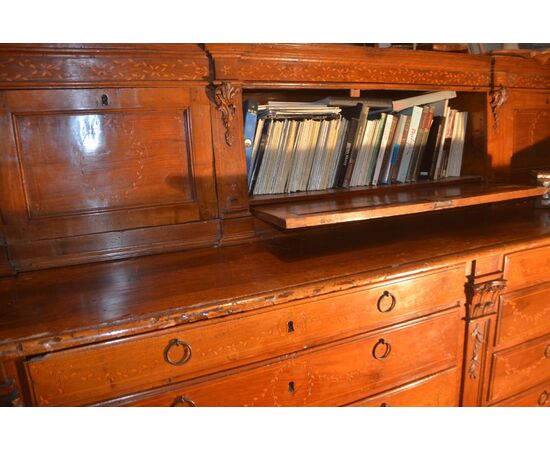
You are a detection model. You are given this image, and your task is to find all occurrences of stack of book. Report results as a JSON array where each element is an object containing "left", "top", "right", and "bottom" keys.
[{"left": 244, "top": 91, "right": 468, "bottom": 195}]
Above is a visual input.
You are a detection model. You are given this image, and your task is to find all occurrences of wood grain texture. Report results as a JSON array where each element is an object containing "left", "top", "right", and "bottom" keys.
[
  {"left": 0, "top": 44, "right": 209, "bottom": 87},
  {"left": 488, "top": 333, "right": 550, "bottom": 403},
  {"left": 100, "top": 309, "right": 461, "bottom": 407},
  {"left": 347, "top": 367, "right": 459, "bottom": 407},
  {"left": 0, "top": 86, "right": 219, "bottom": 269},
  {"left": 207, "top": 44, "right": 491, "bottom": 88},
  {"left": 23, "top": 266, "right": 464, "bottom": 406},
  {"left": 252, "top": 183, "right": 546, "bottom": 229},
  {"left": 495, "top": 282, "right": 550, "bottom": 349},
  {"left": 504, "top": 244, "right": 550, "bottom": 292},
  {"left": 492, "top": 379, "right": 550, "bottom": 406},
  {"left": 1, "top": 204, "right": 550, "bottom": 358}
]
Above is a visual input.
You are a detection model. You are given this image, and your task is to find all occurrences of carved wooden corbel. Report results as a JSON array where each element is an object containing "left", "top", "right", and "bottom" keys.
[
  {"left": 214, "top": 82, "right": 240, "bottom": 146},
  {"left": 466, "top": 279, "right": 507, "bottom": 319},
  {"left": 490, "top": 85, "right": 508, "bottom": 130}
]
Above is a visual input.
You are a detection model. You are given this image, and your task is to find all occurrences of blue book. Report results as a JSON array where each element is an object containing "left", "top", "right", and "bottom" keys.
[{"left": 243, "top": 100, "right": 259, "bottom": 176}]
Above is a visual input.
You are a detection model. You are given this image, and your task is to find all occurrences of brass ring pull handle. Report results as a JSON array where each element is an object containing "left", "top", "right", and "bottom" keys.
[
  {"left": 377, "top": 291, "right": 397, "bottom": 313},
  {"left": 163, "top": 339, "right": 192, "bottom": 366},
  {"left": 372, "top": 338, "right": 392, "bottom": 360},
  {"left": 538, "top": 390, "right": 549, "bottom": 406},
  {"left": 544, "top": 344, "right": 550, "bottom": 359},
  {"left": 172, "top": 395, "right": 197, "bottom": 407}
]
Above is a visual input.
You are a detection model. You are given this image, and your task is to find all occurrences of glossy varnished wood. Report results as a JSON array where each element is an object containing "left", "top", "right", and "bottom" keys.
[
  {"left": 252, "top": 183, "right": 546, "bottom": 229},
  {"left": 495, "top": 282, "right": 550, "bottom": 349},
  {"left": 206, "top": 44, "right": 492, "bottom": 89},
  {"left": 1, "top": 205, "right": 550, "bottom": 358},
  {"left": 488, "top": 333, "right": 550, "bottom": 403},
  {"left": 102, "top": 309, "right": 461, "bottom": 407},
  {"left": 348, "top": 367, "right": 459, "bottom": 407},
  {"left": 504, "top": 244, "right": 550, "bottom": 292},
  {"left": 493, "top": 379, "right": 550, "bottom": 407},
  {"left": 0, "top": 86, "right": 219, "bottom": 269},
  {"left": 22, "top": 265, "right": 464, "bottom": 406}
]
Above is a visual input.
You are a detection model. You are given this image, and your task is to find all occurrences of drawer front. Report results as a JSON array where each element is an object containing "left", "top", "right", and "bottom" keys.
[
  {"left": 347, "top": 367, "right": 459, "bottom": 407},
  {"left": 504, "top": 245, "right": 550, "bottom": 292},
  {"left": 496, "top": 282, "right": 550, "bottom": 349},
  {"left": 493, "top": 380, "right": 550, "bottom": 407},
  {"left": 105, "top": 310, "right": 461, "bottom": 407},
  {"left": 25, "top": 266, "right": 464, "bottom": 406},
  {"left": 488, "top": 333, "right": 550, "bottom": 403}
]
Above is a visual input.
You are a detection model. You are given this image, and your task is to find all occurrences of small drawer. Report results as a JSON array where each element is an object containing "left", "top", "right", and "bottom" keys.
[
  {"left": 493, "top": 380, "right": 550, "bottom": 407},
  {"left": 101, "top": 309, "right": 461, "bottom": 407},
  {"left": 496, "top": 282, "right": 550, "bottom": 349},
  {"left": 347, "top": 367, "right": 459, "bottom": 407},
  {"left": 488, "top": 333, "right": 550, "bottom": 403},
  {"left": 25, "top": 265, "right": 464, "bottom": 406},
  {"left": 504, "top": 245, "right": 550, "bottom": 292}
]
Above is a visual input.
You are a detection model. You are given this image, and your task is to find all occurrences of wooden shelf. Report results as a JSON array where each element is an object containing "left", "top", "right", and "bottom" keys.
[
  {"left": 249, "top": 176, "right": 484, "bottom": 206},
  {"left": 251, "top": 182, "right": 548, "bottom": 229}
]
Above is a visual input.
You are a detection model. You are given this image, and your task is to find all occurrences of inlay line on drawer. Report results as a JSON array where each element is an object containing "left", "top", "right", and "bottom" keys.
[
  {"left": 346, "top": 366, "right": 459, "bottom": 407},
  {"left": 487, "top": 333, "right": 550, "bottom": 403},
  {"left": 24, "top": 265, "right": 465, "bottom": 406},
  {"left": 98, "top": 308, "right": 462, "bottom": 407}
]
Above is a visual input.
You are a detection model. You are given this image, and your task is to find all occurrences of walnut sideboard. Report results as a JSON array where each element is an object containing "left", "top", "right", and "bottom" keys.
[
  {"left": 0, "top": 44, "right": 549, "bottom": 406},
  {"left": 1, "top": 206, "right": 550, "bottom": 407}
]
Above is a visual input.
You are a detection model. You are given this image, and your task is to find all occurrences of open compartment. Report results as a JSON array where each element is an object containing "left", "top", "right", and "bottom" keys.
[{"left": 242, "top": 87, "right": 545, "bottom": 229}]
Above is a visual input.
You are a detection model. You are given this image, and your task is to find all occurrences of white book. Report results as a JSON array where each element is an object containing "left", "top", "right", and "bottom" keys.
[
  {"left": 267, "top": 120, "right": 291, "bottom": 194},
  {"left": 300, "top": 121, "right": 322, "bottom": 191},
  {"left": 319, "top": 120, "right": 341, "bottom": 190},
  {"left": 274, "top": 120, "right": 300, "bottom": 193},
  {"left": 372, "top": 114, "right": 395, "bottom": 186},
  {"left": 396, "top": 106, "right": 423, "bottom": 183},
  {"left": 350, "top": 120, "right": 376, "bottom": 187},
  {"left": 364, "top": 114, "right": 387, "bottom": 186},
  {"left": 253, "top": 120, "right": 283, "bottom": 195},
  {"left": 287, "top": 120, "right": 311, "bottom": 193},
  {"left": 380, "top": 114, "right": 407, "bottom": 185},
  {"left": 448, "top": 112, "right": 468, "bottom": 177},
  {"left": 392, "top": 91, "right": 456, "bottom": 112},
  {"left": 307, "top": 120, "right": 330, "bottom": 191}
]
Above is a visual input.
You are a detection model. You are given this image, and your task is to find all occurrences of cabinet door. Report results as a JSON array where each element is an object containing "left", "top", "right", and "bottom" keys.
[
  {"left": 490, "top": 89, "right": 550, "bottom": 183},
  {"left": 0, "top": 87, "right": 218, "bottom": 269}
]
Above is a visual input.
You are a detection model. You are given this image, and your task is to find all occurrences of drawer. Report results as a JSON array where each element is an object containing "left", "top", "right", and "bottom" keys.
[
  {"left": 102, "top": 309, "right": 461, "bottom": 407},
  {"left": 347, "top": 367, "right": 459, "bottom": 407},
  {"left": 493, "top": 379, "right": 550, "bottom": 407},
  {"left": 488, "top": 333, "right": 550, "bottom": 403},
  {"left": 504, "top": 245, "right": 550, "bottom": 292},
  {"left": 25, "top": 265, "right": 464, "bottom": 406},
  {"left": 496, "top": 282, "right": 550, "bottom": 349}
]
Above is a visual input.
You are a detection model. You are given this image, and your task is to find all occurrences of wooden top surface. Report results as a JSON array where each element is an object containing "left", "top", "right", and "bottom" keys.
[
  {"left": 252, "top": 183, "right": 547, "bottom": 229},
  {"left": 1, "top": 204, "right": 550, "bottom": 356}
]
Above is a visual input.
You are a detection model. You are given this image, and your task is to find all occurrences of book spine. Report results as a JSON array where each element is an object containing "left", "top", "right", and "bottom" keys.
[
  {"left": 243, "top": 100, "right": 259, "bottom": 177},
  {"left": 390, "top": 115, "right": 411, "bottom": 183},
  {"left": 418, "top": 116, "right": 442, "bottom": 179},
  {"left": 396, "top": 107, "right": 422, "bottom": 183},
  {"left": 375, "top": 115, "right": 399, "bottom": 185},
  {"left": 337, "top": 119, "right": 359, "bottom": 187},
  {"left": 411, "top": 107, "right": 434, "bottom": 181}
]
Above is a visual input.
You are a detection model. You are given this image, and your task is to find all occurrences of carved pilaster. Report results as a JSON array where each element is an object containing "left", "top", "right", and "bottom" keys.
[
  {"left": 461, "top": 277, "right": 507, "bottom": 406},
  {"left": 490, "top": 85, "right": 508, "bottom": 130},
  {"left": 213, "top": 82, "right": 240, "bottom": 146}
]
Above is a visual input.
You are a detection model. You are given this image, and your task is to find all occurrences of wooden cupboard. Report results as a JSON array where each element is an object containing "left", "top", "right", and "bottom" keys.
[{"left": 0, "top": 44, "right": 549, "bottom": 407}]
